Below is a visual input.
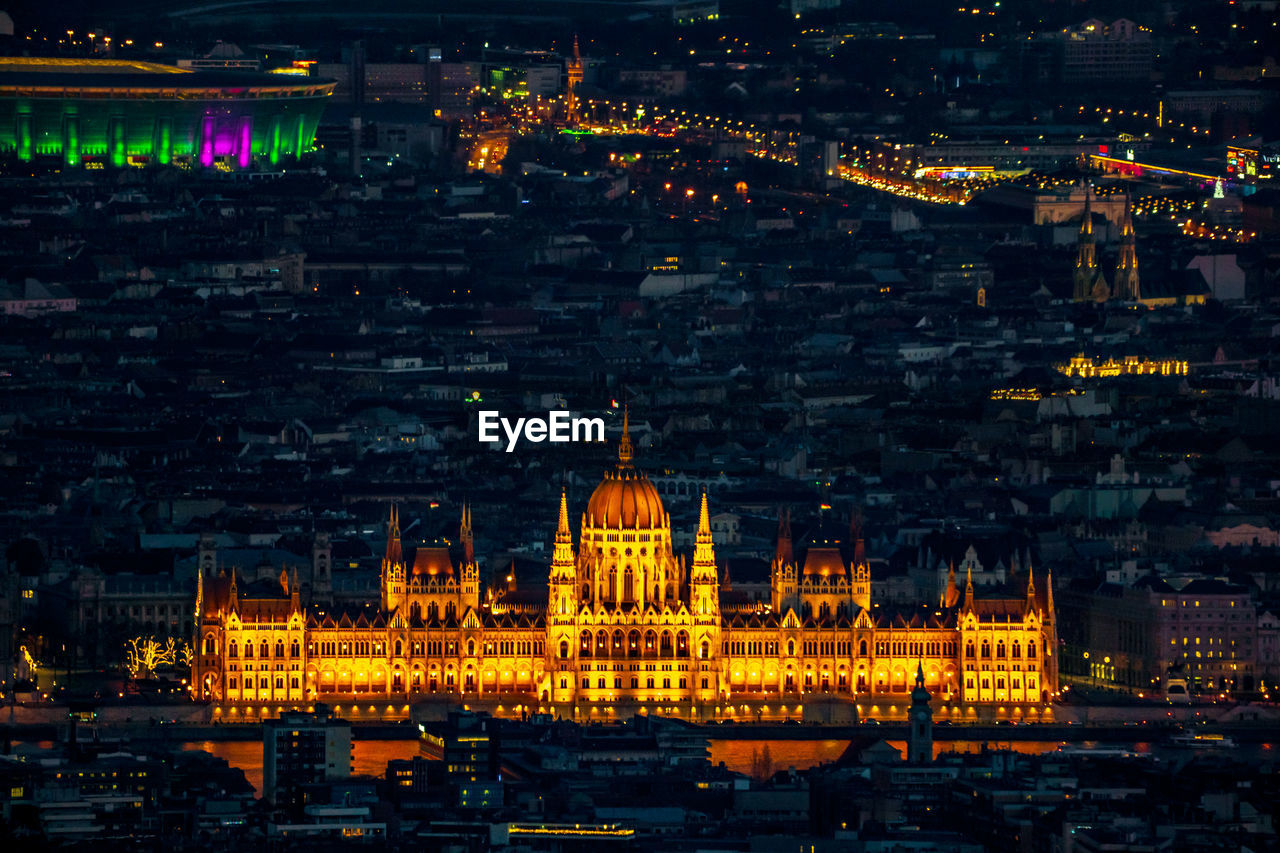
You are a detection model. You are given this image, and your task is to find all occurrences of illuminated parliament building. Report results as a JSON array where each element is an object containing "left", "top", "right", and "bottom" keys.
[{"left": 193, "top": 420, "right": 1058, "bottom": 720}]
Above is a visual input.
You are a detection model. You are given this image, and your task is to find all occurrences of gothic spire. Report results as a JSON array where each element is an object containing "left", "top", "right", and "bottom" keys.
[
  {"left": 943, "top": 561, "right": 960, "bottom": 608},
  {"left": 1114, "top": 193, "right": 1141, "bottom": 301},
  {"left": 617, "top": 406, "right": 634, "bottom": 468},
  {"left": 556, "top": 487, "right": 572, "bottom": 542},
  {"left": 461, "top": 503, "right": 474, "bottom": 564},
  {"left": 850, "top": 507, "right": 866, "bottom": 565},
  {"left": 775, "top": 508, "right": 794, "bottom": 565},
  {"left": 697, "top": 491, "right": 712, "bottom": 542},
  {"left": 693, "top": 490, "right": 717, "bottom": 573},
  {"left": 385, "top": 504, "right": 402, "bottom": 567}
]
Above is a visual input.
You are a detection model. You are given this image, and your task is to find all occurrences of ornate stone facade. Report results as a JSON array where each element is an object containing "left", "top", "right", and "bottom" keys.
[{"left": 193, "top": 420, "right": 1057, "bottom": 719}]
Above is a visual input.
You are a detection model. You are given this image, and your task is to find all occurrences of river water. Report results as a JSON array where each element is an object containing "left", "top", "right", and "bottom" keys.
[
  {"left": 21, "top": 735, "right": 1268, "bottom": 796},
  {"left": 182, "top": 737, "right": 1075, "bottom": 795}
]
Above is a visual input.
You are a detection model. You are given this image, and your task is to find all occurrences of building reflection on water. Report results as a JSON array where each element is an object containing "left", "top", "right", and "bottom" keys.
[{"left": 183, "top": 737, "right": 1081, "bottom": 793}]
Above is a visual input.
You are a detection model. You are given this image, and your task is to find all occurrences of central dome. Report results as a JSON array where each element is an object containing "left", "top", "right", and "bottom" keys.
[
  {"left": 587, "top": 467, "right": 666, "bottom": 529},
  {"left": 584, "top": 410, "right": 666, "bottom": 530}
]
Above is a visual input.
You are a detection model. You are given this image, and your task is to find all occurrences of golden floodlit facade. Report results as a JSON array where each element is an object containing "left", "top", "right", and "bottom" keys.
[{"left": 193, "top": 420, "right": 1058, "bottom": 720}]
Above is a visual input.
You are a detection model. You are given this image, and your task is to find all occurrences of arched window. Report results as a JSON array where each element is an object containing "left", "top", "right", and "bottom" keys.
[
  {"left": 700, "top": 640, "right": 710, "bottom": 659},
  {"left": 290, "top": 640, "right": 300, "bottom": 657},
  {"left": 260, "top": 640, "right": 269, "bottom": 658},
  {"left": 965, "top": 642, "right": 975, "bottom": 658},
  {"left": 204, "top": 636, "right": 216, "bottom": 655},
  {"left": 788, "top": 640, "right": 795, "bottom": 656},
  {"left": 1028, "top": 641, "right": 1036, "bottom": 658},
  {"left": 1011, "top": 642, "right": 1021, "bottom": 659},
  {"left": 660, "top": 631, "right": 673, "bottom": 655},
  {"left": 559, "top": 640, "right": 569, "bottom": 659},
  {"left": 467, "top": 640, "right": 475, "bottom": 656},
  {"left": 996, "top": 642, "right": 1006, "bottom": 659},
  {"left": 596, "top": 630, "right": 608, "bottom": 654},
  {"left": 644, "top": 629, "right": 657, "bottom": 653},
  {"left": 676, "top": 631, "right": 689, "bottom": 656},
  {"left": 859, "top": 639, "right": 867, "bottom": 657},
  {"left": 275, "top": 640, "right": 284, "bottom": 657},
  {"left": 628, "top": 629, "right": 641, "bottom": 656},
  {"left": 395, "top": 639, "right": 403, "bottom": 656},
  {"left": 981, "top": 641, "right": 990, "bottom": 658},
  {"left": 243, "top": 642, "right": 252, "bottom": 658},
  {"left": 613, "top": 629, "right": 624, "bottom": 651}
]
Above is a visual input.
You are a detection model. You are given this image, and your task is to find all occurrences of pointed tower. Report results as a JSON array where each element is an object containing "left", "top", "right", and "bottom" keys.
[
  {"left": 691, "top": 491, "right": 720, "bottom": 619},
  {"left": 312, "top": 531, "right": 332, "bottom": 605},
  {"left": 381, "top": 505, "right": 406, "bottom": 613},
  {"left": 850, "top": 508, "right": 871, "bottom": 611},
  {"left": 1113, "top": 194, "right": 1140, "bottom": 301},
  {"left": 566, "top": 34, "right": 583, "bottom": 124},
  {"left": 1073, "top": 185, "right": 1098, "bottom": 303},
  {"left": 289, "top": 567, "right": 301, "bottom": 612},
  {"left": 942, "top": 561, "right": 960, "bottom": 608},
  {"left": 617, "top": 405, "right": 634, "bottom": 468},
  {"left": 1043, "top": 568, "right": 1058, "bottom": 699},
  {"left": 459, "top": 504, "right": 479, "bottom": 608},
  {"left": 461, "top": 504, "right": 475, "bottom": 565},
  {"left": 908, "top": 663, "right": 933, "bottom": 764},
  {"left": 228, "top": 566, "right": 240, "bottom": 615},
  {"left": 964, "top": 564, "right": 975, "bottom": 611},
  {"left": 549, "top": 487, "right": 578, "bottom": 616},
  {"left": 771, "top": 508, "right": 798, "bottom": 614}
]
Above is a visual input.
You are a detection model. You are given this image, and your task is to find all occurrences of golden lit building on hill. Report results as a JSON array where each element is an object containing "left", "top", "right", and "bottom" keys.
[{"left": 193, "top": 417, "right": 1057, "bottom": 720}]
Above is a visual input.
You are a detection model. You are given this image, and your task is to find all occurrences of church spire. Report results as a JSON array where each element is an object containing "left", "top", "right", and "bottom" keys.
[
  {"left": 850, "top": 507, "right": 866, "bottom": 565},
  {"left": 1045, "top": 568, "right": 1055, "bottom": 622},
  {"left": 697, "top": 490, "right": 712, "bottom": 542},
  {"left": 385, "top": 505, "right": 402, "bottom": 567},
  {"left": 1073, "top": 183, "right": 1099, "bottom": 302},
  {"left": 617, "top": 407, "right": 634, "bottom": 468},
  {"left": 550, "top": 488, "right": 576, "bottom": 578},
  {"left": 943, "top": 561, "right": 960, "bottom": 608},
  {"left": 775, "top": 508, "right": 793, "bottom": 565},
  {"left": 964, "top": 563, "right": 974, "bottom": 608},
  {"left": 1114, "top": 193, "right": 1140, "bottom": 301},
  {"left": 461, "top": 504, "right": 474, "bottom": 564},
  {"left": 556, "top": 487, "right": 572, "bottom": 542},
  {"left": 693, "top": 490, "right": 717, "bottom": 575}
]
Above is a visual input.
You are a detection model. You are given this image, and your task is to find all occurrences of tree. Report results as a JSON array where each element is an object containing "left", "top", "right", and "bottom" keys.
[
  {"left": 749, "top": 743, "right": 774, "bottom": 781},
  {"left": 124, "top": 636, "right": 186, "bottom": 679}
]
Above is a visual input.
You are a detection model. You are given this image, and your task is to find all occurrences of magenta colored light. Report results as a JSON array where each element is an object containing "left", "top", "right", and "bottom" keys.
[
  {"left": 238, "top": 118, "right": 252, "bottom": 168},
  {"left": 200, "top": 116, "right": 215, "bottom": 167}
]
